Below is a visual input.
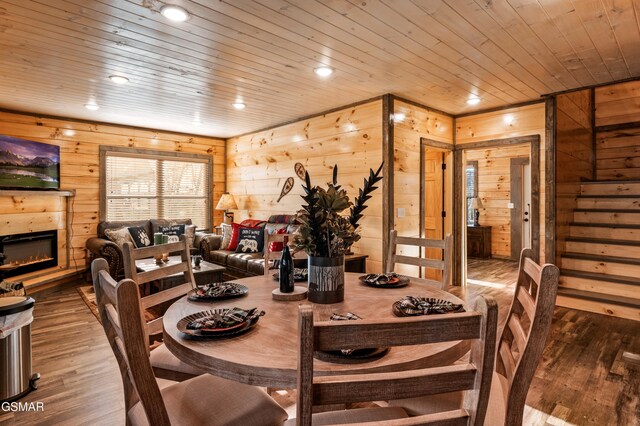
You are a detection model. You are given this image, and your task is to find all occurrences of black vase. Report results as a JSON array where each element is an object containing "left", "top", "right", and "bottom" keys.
[{"left": 307, "top": 255, "right": 345, "bottom": 304}]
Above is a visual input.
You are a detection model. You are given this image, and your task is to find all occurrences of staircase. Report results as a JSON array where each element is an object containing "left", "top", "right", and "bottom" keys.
[{"left": 558, "top": 181, "right": 640, "bottom": 321}]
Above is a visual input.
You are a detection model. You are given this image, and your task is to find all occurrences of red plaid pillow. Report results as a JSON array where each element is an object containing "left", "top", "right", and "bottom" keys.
[{"left": 226, "top": 223, "right": 243, "bottom": 251}]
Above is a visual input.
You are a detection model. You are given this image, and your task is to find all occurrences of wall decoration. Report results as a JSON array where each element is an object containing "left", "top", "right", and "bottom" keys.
[
  {"left": 294, "top": 162, "right": 306, "bottom": 180},
  {"left": 277, "top": 177, "right": 295, "bottom": 202}
]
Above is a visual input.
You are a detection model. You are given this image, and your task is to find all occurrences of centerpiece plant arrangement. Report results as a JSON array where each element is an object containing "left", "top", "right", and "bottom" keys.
[{"left": 295, "top": 163, "right": 383, "bottom": 303}]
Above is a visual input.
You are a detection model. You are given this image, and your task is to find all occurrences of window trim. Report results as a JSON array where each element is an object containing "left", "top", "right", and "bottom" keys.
[
  {"left": 99, "top": 146, "right": 213, "bottom": 228},
  {"left": 465, "top": 161, "right": 478, "bottom": 226}
]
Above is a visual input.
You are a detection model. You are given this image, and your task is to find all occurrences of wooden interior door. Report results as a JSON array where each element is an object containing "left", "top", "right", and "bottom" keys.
[{"left": 423, "top": 149, "right": 444, "bottom": 279}]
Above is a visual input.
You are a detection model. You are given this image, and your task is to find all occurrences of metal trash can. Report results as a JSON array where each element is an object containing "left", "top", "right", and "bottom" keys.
[{"left": 0, "top": 296, "right": 40, "bottom": 402}]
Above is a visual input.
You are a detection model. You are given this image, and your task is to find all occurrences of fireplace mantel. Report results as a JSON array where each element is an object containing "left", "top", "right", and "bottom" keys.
[{"left": 0, "top": 189, "right": 75, "bottom": 197}]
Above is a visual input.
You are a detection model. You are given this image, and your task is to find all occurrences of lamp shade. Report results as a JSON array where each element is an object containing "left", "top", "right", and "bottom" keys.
[
  {"left": 469, "top": 197, "right": 483, "bottom": 210},
  {"left": 216, "top": 193, "right": 238, "bottom": 210}
]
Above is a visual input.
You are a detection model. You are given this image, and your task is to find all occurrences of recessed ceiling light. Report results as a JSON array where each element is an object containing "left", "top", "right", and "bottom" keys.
[
  {"left": 109, "top": 75, "right": 129, "bottom": 84},
  {"left": 466, "top": 97, "right": 481, "bottom": 106},
  {"left": 232, "top": 102, "right": 246, "bottom": 110},
  {"left": 84, "top": 103, "right": 99, "bottom": 111},
  {"left": 161, "top": 5, "right": 190, "bottom": 22},
  {"left": 314, "top": 66, "right": 334, "bottom": 77}
]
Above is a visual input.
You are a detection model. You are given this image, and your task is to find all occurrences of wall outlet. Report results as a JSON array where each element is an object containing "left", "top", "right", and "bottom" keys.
[
  {"left": 508, "top": 202, "right": 515, "bottom": 209},
  {"left": 397, "top": 207, "right": 406, "bottom": 218}
]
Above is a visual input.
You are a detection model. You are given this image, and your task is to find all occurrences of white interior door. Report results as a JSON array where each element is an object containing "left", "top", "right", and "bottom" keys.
[{"left": 523, "top": 163, "right": 531, "bottom": 249}]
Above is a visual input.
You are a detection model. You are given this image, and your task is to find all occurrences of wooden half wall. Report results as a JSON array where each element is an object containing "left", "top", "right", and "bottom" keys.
[
  {"left": 0, "top": 110, "right": 225, "bottom": 287},
  {"left": 554, "top": 90, "right": 594, "bottom": 265},
  {"left": 226, "top": 100, "right": 385, "bottom": 273}
]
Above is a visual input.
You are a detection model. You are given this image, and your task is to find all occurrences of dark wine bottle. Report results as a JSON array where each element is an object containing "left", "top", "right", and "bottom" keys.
[{"left": 279, "top": 236, "right": 294, "bottom": 293}]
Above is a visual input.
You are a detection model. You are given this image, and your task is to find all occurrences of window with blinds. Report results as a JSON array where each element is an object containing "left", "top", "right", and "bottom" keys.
[{"left": 102, "top": 148, "right": 211, "bottom": 229}]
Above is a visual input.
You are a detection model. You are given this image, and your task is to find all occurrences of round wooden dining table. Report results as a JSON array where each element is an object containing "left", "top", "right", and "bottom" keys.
[{"left": 163, "top": 272, "right": 469, "bottom": 388}]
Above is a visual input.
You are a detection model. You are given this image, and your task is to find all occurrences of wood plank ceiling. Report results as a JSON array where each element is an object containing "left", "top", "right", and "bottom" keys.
[{"left": 0, "top": 0, "right": 639, "bottom": 137}]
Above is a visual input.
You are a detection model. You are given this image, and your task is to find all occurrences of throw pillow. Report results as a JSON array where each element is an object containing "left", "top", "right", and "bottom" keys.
[
  {"left": 226, "top": 222, "right": 243, "bottom": 251},
  {"left": 220, "top": 223, "right": 232, "bottom": 250},
  {"left": 184, "top": 224, "right": 197, "bottom": 248},
  {"left": 128, "top": 226, "right": 152, "bottom": 248},
  {"left": 268, "top": 227, "right": 288, "bottom": 252},
  {"left": 159, "top": 224, "right": 186, "bottom": 243},
  {"left": 235, "top": 227, "right": 264, "bottom": 253},
  {"left": 104, "top": 227, "right": 134, "bottom": 249}
]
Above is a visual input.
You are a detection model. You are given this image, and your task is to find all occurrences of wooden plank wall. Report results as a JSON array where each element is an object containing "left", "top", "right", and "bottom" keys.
[
  {"left": 0, "top": 111, "right": 225, "bottom": 286},
  {"left": 555, "top": 90, "right": 593, "bottom": 265},
  {"left": 393, "top": 100, "right": 453, "bottom": 276},
  {"left": 456, "top": 103, "right": 547, "bottom": 263},
  {"left": 465, "top": 145, "right": 529, "bottom": 258},
  {"left": 595, "top": 80, "right": 640, "bottom": 180},
  {"left": 226, "top": 100, "right": 385, "bottom": 273}
]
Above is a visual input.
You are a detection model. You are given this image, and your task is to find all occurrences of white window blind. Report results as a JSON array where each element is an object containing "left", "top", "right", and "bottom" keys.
[{"left": 104, "top": 151, "right": 211, "bottom": 229}]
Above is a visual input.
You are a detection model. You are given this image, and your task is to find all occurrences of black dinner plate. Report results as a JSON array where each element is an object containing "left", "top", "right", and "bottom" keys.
[
  {"left": 314, "top": 347, "right": 389, "bottom": 364},
  {"left": 177, "top": 309, "right": 260, "bottom": 338},
  {"left": 358, "top": 274, "right": 410, "bottom": 288},
  {"left": 187, "top": 283, "right": 248, "bottom": 301}
]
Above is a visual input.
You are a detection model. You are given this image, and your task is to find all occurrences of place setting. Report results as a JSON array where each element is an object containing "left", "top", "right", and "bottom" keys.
[
  {"left": 392, "top": 295, "right": 465, "bottom": 317},
  {"left": 177, "top": 307, "right": 265, "bottom": 339},
  {"left": 358, "top": 272, "right": 410, "bottom": 288},
  {"left": 313, "top": 312, "right": 389, "bottom": 364},
  {"left": 187, "top": 282, "right": 249, "bottom": 301}
]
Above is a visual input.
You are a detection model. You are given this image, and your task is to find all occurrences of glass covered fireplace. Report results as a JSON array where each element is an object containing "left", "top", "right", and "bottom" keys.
[{"left": 0, "top": 230, "right": 58, "bottom": 278}]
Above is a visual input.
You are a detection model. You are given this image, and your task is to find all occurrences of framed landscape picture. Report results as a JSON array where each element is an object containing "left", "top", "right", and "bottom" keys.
[{"left": 0, "top": 135, "right": 60, "bottom": 190}]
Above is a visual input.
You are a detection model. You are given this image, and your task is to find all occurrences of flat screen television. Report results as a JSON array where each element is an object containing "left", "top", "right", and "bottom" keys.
[{"left": 0, "top": 135, "right": 60, "bottom": 190}]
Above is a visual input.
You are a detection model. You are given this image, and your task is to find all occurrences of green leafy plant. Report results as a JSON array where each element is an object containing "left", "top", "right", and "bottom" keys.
[{"left": 295, "top": 163, "right": 383, "bottom": 257}]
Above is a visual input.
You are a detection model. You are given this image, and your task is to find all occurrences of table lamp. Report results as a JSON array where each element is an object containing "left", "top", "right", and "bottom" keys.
[
  {"left": 470, "top": 197, "right": 484, "bottom": 226},
  {"left": 216, "top": 193, "right": 238, "bottom": 224}
]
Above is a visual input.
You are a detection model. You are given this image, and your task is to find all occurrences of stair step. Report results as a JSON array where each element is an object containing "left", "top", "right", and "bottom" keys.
[
  {"left": 560, "top": 273, "right": 640, "bottom": 299},
  {"left": 561, "top": 268, "right": 640, "bottom": 285},
  {"left": 561, "top": 253, "right": 640, "bottom": 277},
  {"left": 569, "top": 223, "right": 640, "bottom": 240},
  {"left": 576, "top": 197, "right": 640, "bottom": 209},
  {"left": 573, "top": 210, "right": 640, "bottom": 225},
  {"left": 556, "top": 288, "right": 640, "bottom": 321},
  {"left": 581, "top": 181, "right": 640, "bottom": 195},
  {"left": 565, "top": 238, "right": 640, "bottom": 258}
]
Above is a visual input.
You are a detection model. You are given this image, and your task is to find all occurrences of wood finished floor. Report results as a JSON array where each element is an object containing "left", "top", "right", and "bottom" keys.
[{"left": 1, "top": 263, "right": 637, "bottom": 425}]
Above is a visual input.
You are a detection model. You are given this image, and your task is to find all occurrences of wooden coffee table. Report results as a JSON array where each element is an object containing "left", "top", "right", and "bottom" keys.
[{"left": 135, "top": 256, "right": 226, "bottom": 291}]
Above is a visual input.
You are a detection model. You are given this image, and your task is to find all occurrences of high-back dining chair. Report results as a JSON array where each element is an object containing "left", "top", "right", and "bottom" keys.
[
  {"left": 122, "top": 239, "right": 195, "bottom": 339},
  {"left": 386, "top": 229, "right": 453, "bottom": 289},
  {"left": 294, "top": 296, "right": 499, "bottom": 426},
  {"left": 92, "top": 259, "right": 288, "bottom": 426},
  {"left": 391, "top": 248, "right": 560, "bottom": 426},
  {"left": 263, "top": 231, "right": 293, "bottom": 276},
  {"left": 92, "top": 257, "right": 201, "bottom": 382}
]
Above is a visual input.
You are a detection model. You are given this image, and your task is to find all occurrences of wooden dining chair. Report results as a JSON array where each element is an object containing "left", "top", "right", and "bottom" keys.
[
  {"left": 390, "top": 248, "right": 560, "bottom": 426},
  {"left": 92, "top": 257, "right": 202, "bottom": 382},
  {"left": 386, "top": 229, "right": 453, "bottom": 289},
  {"left": 263, "top": 231, "right": 292, "bottom": 276},
  {"left": 122, "top": 239, "right": 195, "bottom": 339},
  {"left": 92, "top": 259, "right": 288, "bottom": 426},
  {"left": 293, "top": 296, "right": 499, "bottom": 426}
]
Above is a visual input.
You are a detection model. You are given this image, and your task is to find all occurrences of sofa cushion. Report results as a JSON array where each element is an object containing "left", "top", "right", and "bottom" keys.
[
  {"left": 104, "top": 227, "right": 135, "bottom": 249},
  {"left": 227, "top": 223, "right": 243, "bottom": 251},
  {"left": 158, "top": 224, "right": 186, "bottom": 243},
  {"left": 99, "top": 220, "right": 150, "bottom": 239},
  {"left": 235, "top": 227, "right": 264, "bottom": 253},
  {"left": 247, "top": 258, "right": 267, "bottom": 276},
  {"left": 267, "top": 214, "right": 297, "bottom": 224},
  {"left": 150, "top": 219, "right": 192, "bottom": 236},
  {"left": 210, "top": 250, "right": 235, "bottom": 266},
  {"left": 227, "top": 252, "right": 262, "bottom": 272},
  {"left": 220, "top": 223, "right": 232, "bottom": 249},
  {"left": 240, "top": 219, "right": 266, "bottom": 228},
  {"left": 128, "top": 226, "right": 152, "bottom": 248}
]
